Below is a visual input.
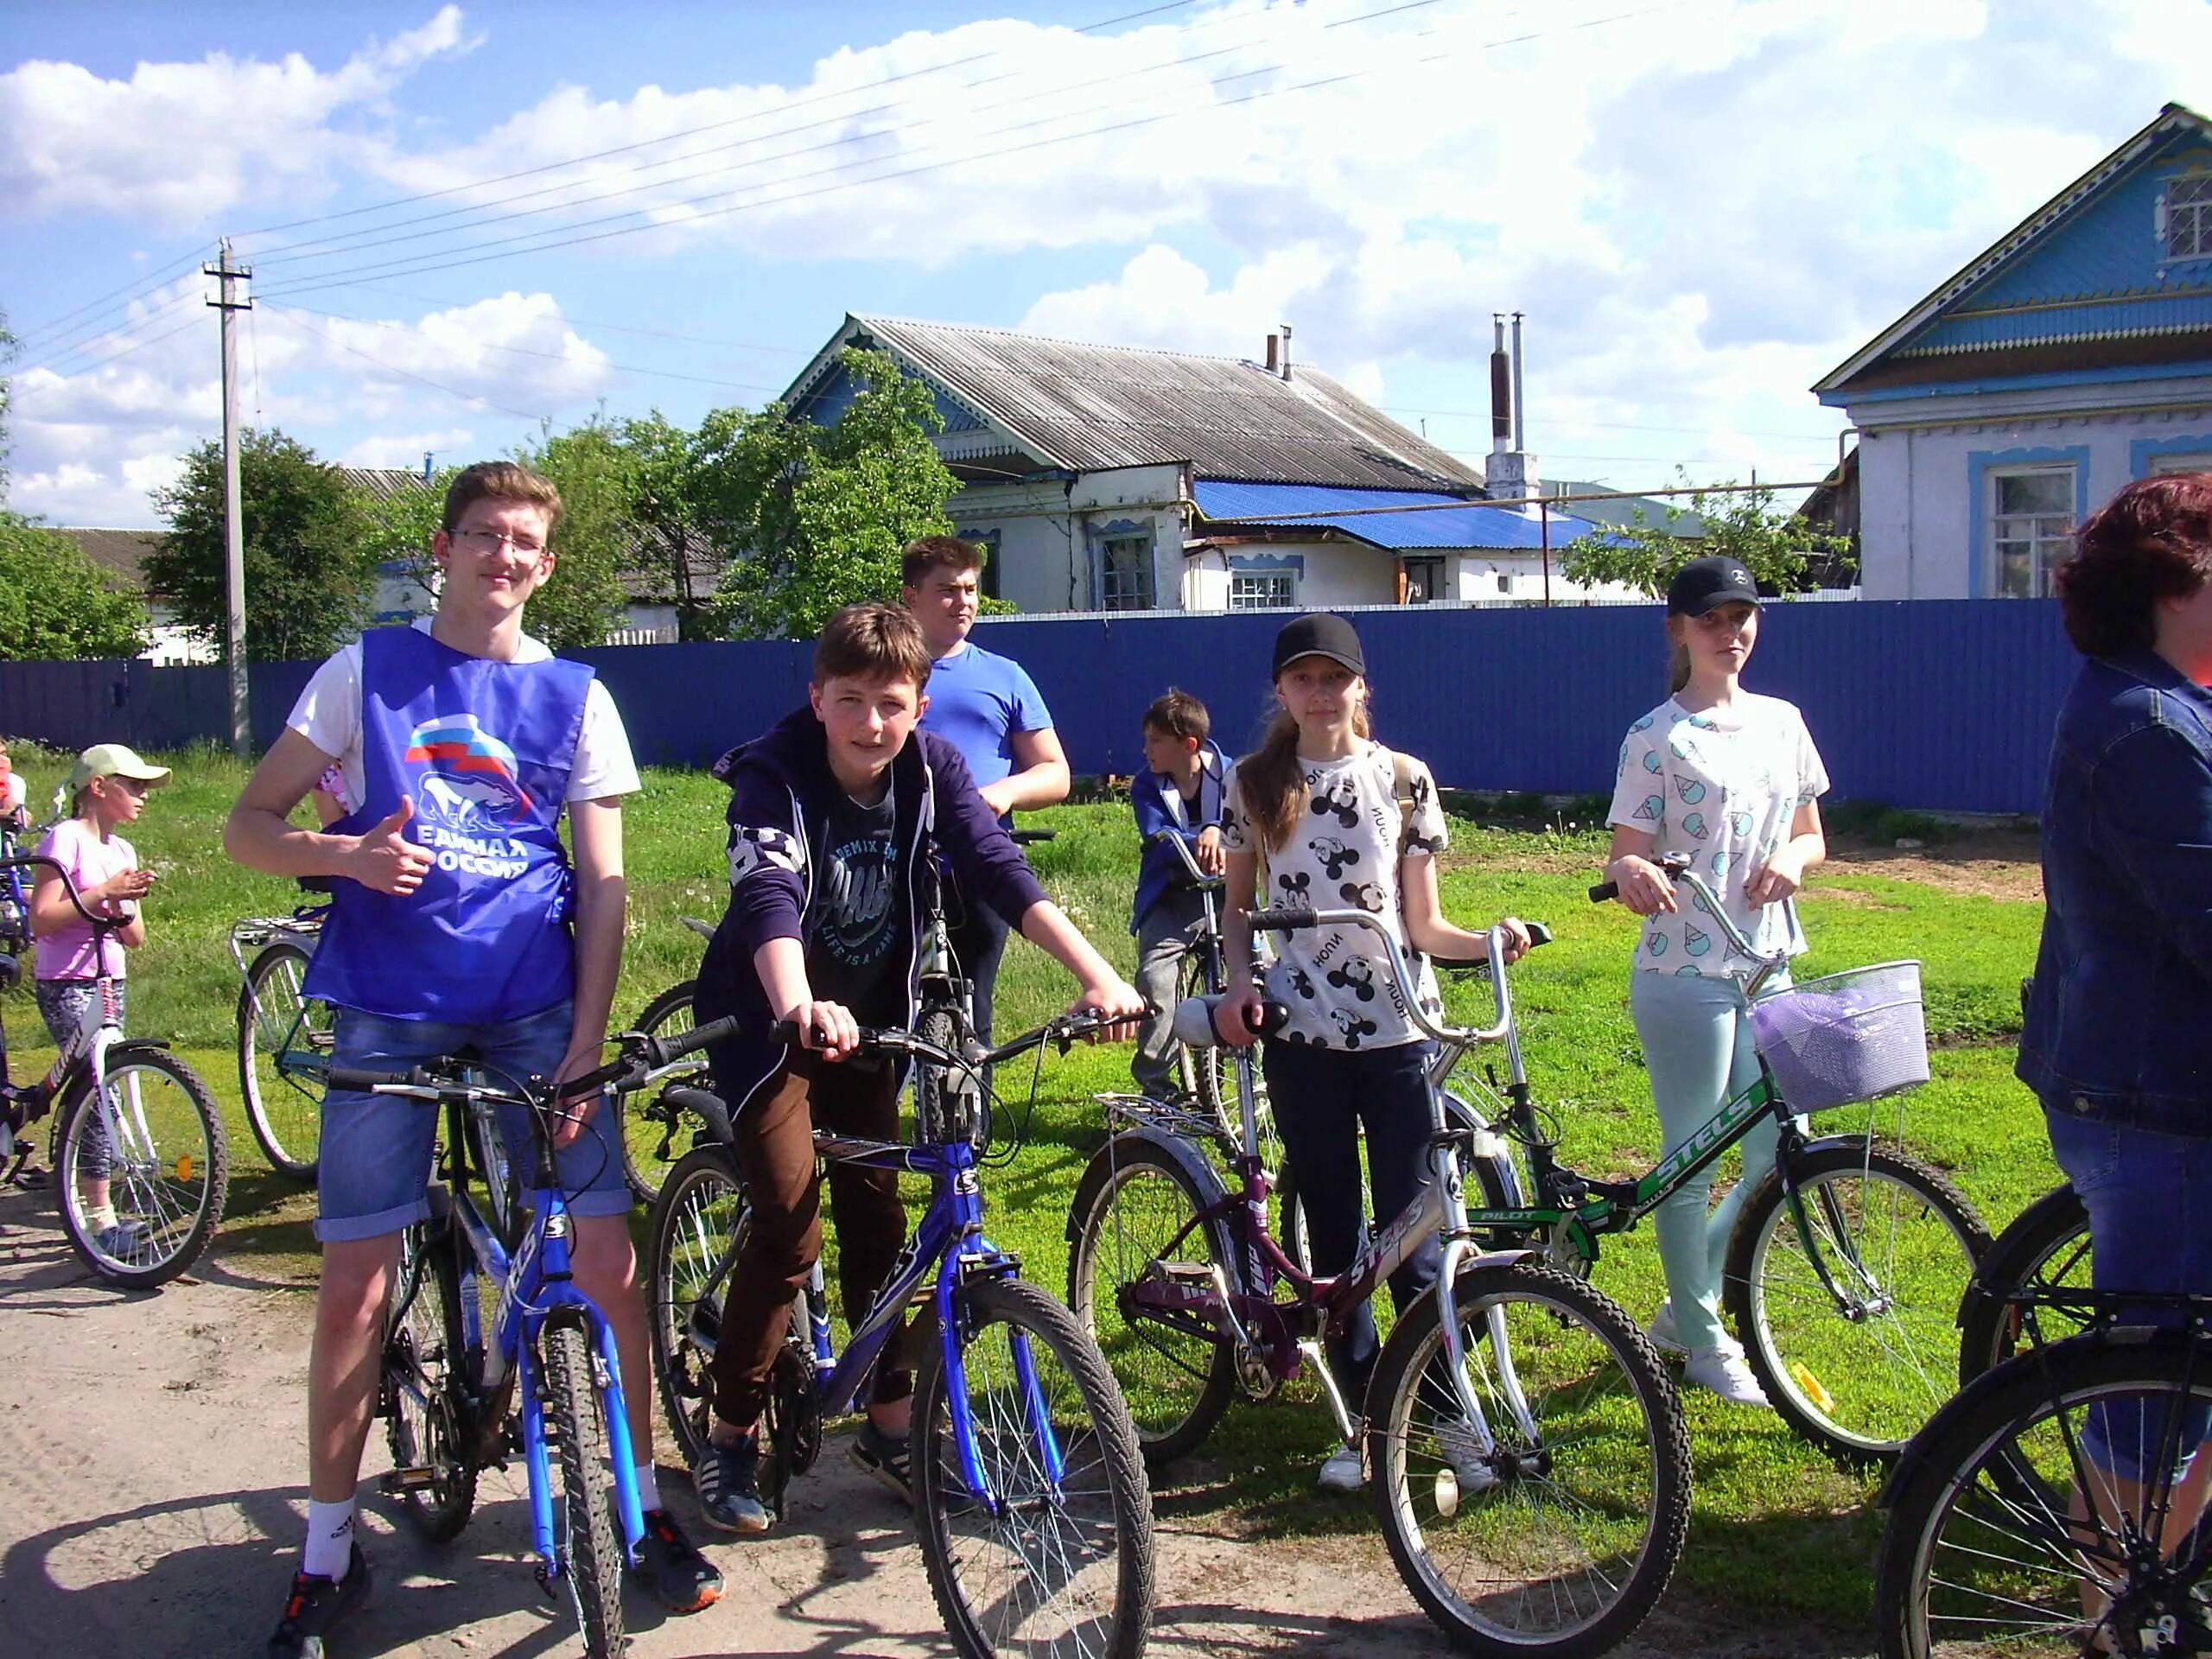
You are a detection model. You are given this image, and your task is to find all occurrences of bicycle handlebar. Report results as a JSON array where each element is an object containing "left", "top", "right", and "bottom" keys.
[
  {"left": 1147, "top": 828, "right": 1224, "bottom": 891},
  {"left": 767, "top": 1002, "right": 1127, "bottom": 1068},
  {"left": 1588, "top": 856, "right": 1791, "bottom": 980},
  {"left": 1009, "top": 828, "right": 1057, "bottom": 846},
  {"left": 1243, "top": 906, "right": 1546, "bottom": 1046},
  {"left": 0, "top": 851, "right": 126, "bottom": 932},
  {"left": 327, "top": 1014, "right": 741, "bottom": 1101}
]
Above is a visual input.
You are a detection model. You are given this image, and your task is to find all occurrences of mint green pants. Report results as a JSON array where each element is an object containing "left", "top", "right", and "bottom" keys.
[{"left": 1629, "top": 966, "right": 1789, "bottom": 1354}]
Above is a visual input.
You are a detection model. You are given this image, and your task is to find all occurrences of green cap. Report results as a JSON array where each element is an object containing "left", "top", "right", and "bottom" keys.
[{"left": 67, "top": 743, "right": 171, "bottom": 795}]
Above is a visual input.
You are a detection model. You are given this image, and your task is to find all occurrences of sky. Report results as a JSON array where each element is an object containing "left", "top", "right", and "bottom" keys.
[{"left": 0, "top": 0, "right": 2202, "bottom": 529}]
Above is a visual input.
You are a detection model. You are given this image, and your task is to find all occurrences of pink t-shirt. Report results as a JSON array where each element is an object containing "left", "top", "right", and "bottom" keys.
[{"left": 32, "top": 817, "right": 137, "bottom": 981}]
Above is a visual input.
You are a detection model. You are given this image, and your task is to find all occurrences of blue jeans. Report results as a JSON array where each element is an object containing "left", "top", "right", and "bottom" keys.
[
  {"left": 1630, "top": 967, "right": 1790, "bottom": 1354},
  {"left": 315, "top": 1000, "right": 632, "bottom": 1243},
  {"left": 2046, "top": 1108, "right": 2212, "bottom": 1479},
  {"left": 1263, "top": 1037, "right": 1440, "bottom": 1412}
]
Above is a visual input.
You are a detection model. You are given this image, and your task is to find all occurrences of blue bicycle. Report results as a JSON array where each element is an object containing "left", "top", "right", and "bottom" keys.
[
  {"left": 352, "top": 1015, "right": 733, "bottom": 1659},
  {"left": 648, "top": 995, "right": 1156, "bottom": 1659}
]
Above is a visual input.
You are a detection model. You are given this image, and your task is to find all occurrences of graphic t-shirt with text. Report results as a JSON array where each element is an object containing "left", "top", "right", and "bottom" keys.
[{"left": 806, "top": 782, "right": 907, "bottom": 1020}]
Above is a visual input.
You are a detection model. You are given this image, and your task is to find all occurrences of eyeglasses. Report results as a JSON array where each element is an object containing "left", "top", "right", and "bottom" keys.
[{"left": 450, "top": 527, "right": 549, "bottom": 557}]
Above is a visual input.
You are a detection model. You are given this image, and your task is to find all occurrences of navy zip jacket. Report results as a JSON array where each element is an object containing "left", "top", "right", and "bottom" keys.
[
  {"left": 1128, "top": 741, "right": 1224, "bottom": 933},
  {"left": 2018, "top": 647, "right": 2212, "bottom": 1137},
  {"left": 692, "top": 705, "right": 1049, "bottom": 1122}
]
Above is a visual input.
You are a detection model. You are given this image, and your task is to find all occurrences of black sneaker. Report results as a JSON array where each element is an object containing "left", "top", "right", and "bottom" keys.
[
  {"left": 632, "top": 1508, "right": 722, "bottom": 1612},
  {"left": 266, "top": 1542, "right": 372, "bottom": 1657},
  {"left": 693, "top": 1433, "right": 772, "bottom": 1535},
  {"left": 850, "top": 1419, "right": 912, "bottom": 1506}
]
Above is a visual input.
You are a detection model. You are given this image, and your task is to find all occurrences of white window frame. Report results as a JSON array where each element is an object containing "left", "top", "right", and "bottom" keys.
[
  {"left": 1230, "top": 570, "right": 1296, "bottom": 610},
  {"left": 2167, "top": 174, "right": 2212, "bottom": 262},
  {"left": 1987, "top": 465, "right": 2076, "bottom": 600},
  {"left": 2150, "top": 451, "right": 2212, "bottom": 477},
  {"left": 1098, "top": 533, "right": 1154, "bottom": 611}
]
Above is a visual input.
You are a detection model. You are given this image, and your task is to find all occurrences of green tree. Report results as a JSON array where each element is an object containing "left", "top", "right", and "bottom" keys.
[
  {"left": 146, "top": 429, "right": 378, "bottom": 663},
  {"left": 1560, "top": 474, "right": 1857, "bottom": 598},
  {"left": 515, "top": 416, "right": 638, "bottom": 652},
  {"left": 352, "top": 467, "right": 451, "bottom": 617},
  {"left": 696, "top": 346, "right": 958, "bottom": 639},
  {"left": 619, "top": 411, "right": 720, "bottom": 640},
  {"left": 0, "top": 512, "right": 149, "bottom": 660}
]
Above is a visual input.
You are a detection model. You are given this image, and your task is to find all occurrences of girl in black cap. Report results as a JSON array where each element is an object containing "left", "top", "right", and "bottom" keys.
[
  {"left": 1217, "top": 613, "right": 1529, "bottom": 1491},
  {"left": 1601, "top": 556, "right": 1829, "bottom": 1408}
]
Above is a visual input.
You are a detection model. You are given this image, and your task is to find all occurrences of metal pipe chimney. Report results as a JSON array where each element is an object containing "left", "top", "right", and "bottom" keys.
[
  {"left": 1264, "top": 333, "right": 1279, "bottom": 373},
  {"left": 1278, "top": 322, "right": 1293, "bottom": 380},
  {"left": 1489, "top": 314, "right": 1510, "bottom": 454},
  {"left": 1510, "top": 312, "right": 1526, "bottom": 454}
]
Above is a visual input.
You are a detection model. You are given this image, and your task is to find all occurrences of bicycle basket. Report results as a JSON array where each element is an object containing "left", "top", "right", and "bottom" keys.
[{"left": 1748, "top": 961, "right": 1929, "bottom": 1112}]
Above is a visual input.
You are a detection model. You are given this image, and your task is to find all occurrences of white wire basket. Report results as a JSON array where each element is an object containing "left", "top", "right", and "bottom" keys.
[{"left": 1749, "top": 961, "right": 1930, "bottom": 1112}]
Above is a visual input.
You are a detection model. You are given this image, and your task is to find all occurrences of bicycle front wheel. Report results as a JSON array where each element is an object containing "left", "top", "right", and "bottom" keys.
[
  {"left": 914, "top": 1276, "right": 1154, "bottom": 1659},
  {"left": 621, "top": 979, "right": 702, "bottom": 1204},
  {"left": 1726, "top": 1141, "right": 1990, "bottom": 1464},
  {"left": 383, "top": 1219, "right": 477, "bottom": 1540},
  {"left": 1876, "top": 1333, "right": 2212, "bottom": 1659},
  {"left": 1369, "top": 1262, "right": 1691, "bottom": 1659},
  {"left": 542, "top": 1320, "right": 626, "bottom": 1659},
  {"left": 1066, "top": 1137, "right": 1236, "bottom": 1468},
  {"left": 649, "top": 1144, "right": 747, "bottom": 1468},
  {"left": 1956, "top": 1184, "right": 2091, "bottom": 1389},
  {"left": 55, "top": 1049, "right": 230, "bottom": 1288},
  {"left": 237, "top": 940, "right": 330, "bottom": 1184}
]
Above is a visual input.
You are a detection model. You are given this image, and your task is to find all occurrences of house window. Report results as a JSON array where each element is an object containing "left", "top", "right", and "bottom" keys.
[
  {"left": 1402, "top": 556, "right": 1445, "bottom": 604},
  {"left": 1497, "top": 570, "right": 1514, "bottom": 596},
  {"left": 1099, "top": 534, "right": 1154, "bottom": 610},
  {"left": 2150, "top": 451, "right": 2212, "bottom": 477},
  {"left": 1230, "top": 571, "right": 1296, "bottom": 610},
  {"left": 2168, "top": 175, "right": 2212, "bottom": 261},
  {"left": 1989, "top": 467, "right": 2075, "bottom": 598}
]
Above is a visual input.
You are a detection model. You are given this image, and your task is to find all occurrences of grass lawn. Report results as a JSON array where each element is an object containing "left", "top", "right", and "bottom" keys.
[{"left": 0, "top": 739, "right": 2056, "bottom": 1631}]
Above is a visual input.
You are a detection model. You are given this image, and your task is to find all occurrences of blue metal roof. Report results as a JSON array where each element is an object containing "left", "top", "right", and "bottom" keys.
[{"left": 1192, "top": 480, "right": 1603, "bottom": 551}]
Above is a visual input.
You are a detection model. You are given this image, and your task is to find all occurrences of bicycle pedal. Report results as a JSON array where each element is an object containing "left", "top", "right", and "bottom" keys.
[
  {"left": 383, "top": 1465, "right": 438, "bottom": 1493},
  {"left": 1143, "top": 1259, "right": 1217, "bottom": 1287}
]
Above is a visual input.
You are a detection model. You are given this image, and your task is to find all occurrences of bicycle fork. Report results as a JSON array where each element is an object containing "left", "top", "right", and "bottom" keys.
[{"left": 517, "top": 1304, "right": 648, "bottom": 1585}]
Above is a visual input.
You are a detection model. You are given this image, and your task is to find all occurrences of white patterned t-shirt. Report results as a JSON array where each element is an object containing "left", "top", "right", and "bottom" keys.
[
  {"left": 1605, "top": 692, "right": 1828, "bottom": 976},
  {"left": 1221, "top": 742, "right": 1448, "bottom": 1050}
]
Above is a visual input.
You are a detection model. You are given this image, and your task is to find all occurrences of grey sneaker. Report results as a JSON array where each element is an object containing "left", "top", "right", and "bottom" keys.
[
  {"left": 693, "top": 1434, "right": 772, "bottom": 1535},
  {"left": 266, "top": 1542, "right": 372, "bottom": 1658},
  {"left": 850, "top": 1419, "right": 912, "bottom": 1505},
  {"left": 95, "top": 1218, "right": 149, "bottom": 1260},
  {"left": 1318, "top": 1442, "right": 1364, "bottom": 1492}
]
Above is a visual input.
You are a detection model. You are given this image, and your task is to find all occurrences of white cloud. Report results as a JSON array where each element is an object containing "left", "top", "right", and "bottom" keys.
[{"left": 337, "top": 429, "right": 476, "bottom": 470}]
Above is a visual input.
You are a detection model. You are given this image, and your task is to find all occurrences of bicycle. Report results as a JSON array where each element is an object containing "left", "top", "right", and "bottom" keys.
[
  {"left": 230, "top": 897, "right": 332, "bottom": 1184},
  {"left": 1070, "top": 906, "right": 1691, "bottom": 1659},
  {"left": 1958, "top": 1182, "right": 2092, "bottom": 1387},
  {"left": 1576, "top": 857, "right": 1990, "bottom": 1463},
  {"left": 0, "top": 852, "right": 228, "bottom": 1287},
  {"left": 1877, "top": 1282, "right": 2212, "bottom": 1657},
  {"left": 615, "top": 913, "right": 715, "bottom": 1205},
  {"left": 359, "top": 1015, "right": 734, "bottom": 1659},
  {"left": 647, "top": 867, "right": 1154, "bottom": 1659}
]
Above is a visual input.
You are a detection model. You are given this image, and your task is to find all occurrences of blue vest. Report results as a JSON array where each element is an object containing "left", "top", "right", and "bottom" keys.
[{"left": 306, "top": 626, "right": 594, "bottom": 1025}]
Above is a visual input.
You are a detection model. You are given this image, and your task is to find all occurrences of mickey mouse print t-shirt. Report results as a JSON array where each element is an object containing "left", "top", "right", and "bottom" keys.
[
  {"left": 1606, "top": 692, "right": 1828, "bottom": 976},
  {"left": 1222, "top": 742, "right": 1447, "bottom": 1050}
]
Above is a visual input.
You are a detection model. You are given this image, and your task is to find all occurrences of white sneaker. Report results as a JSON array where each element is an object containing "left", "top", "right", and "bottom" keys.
[
  {"left": 1681, "top": 1346, "right": 1773, "bottom": 1408},
  {"left": 1647, "top": 1301, "right": 1745, "bottom": 1362},
  {"left": 1318, "top": 1443, "right": 1365, "bottom": 1492}
]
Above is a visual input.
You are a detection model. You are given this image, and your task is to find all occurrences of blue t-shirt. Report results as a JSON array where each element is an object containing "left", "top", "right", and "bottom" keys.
[{"left": 919, "top": 640, "right": 1052, "bottom": 790}]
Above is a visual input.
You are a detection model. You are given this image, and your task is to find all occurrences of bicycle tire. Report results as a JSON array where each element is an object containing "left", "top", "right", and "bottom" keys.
[
  {"left": 236, "top": 940, "right": 328, "bottom": 1184},
  {"left": 1173, "top": 946, "right": 1229, "bottom": 1126},
  {"left": 54, "top": 1047, "right": 230, "bottom": 1288},
  {"left": 1066, "top": 1136, "right": 1237, "bottom": 1467},
  {"left": 649, "top": 1144, "right": 747, "bottom": 1469},
  {"left": 912, "top": 1275, "right": 1154, "bottom": 1659},
  {"left": 542, "top": 1319, "right": 626, "bottom": 1659},
  {"left": 1956, "top": 1184, "right": 2091, "bottom": 1389},
  {"left": 383, "top": 1219, "right": 478, "bottom": 1541},
  {"left": 916, "top": 1007, "right": 984, "bottom": 1146},
  {"left": 620, "top": 979, "right": 701, "bottom": 1205},
  {"left": 1725, "top": 1141, "right": 1990, "bottom": 1464},
  {"left": 1875, "top": 1332, "right": 2212, "bottom": 1659},
  {"left": 1369, "top": 1262, "right": 1692, "bottom": 1659}
]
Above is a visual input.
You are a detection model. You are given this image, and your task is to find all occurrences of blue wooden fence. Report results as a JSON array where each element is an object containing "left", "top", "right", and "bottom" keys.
[{"left": 0, "top": 601, "right": 2079, "bottom": 815}]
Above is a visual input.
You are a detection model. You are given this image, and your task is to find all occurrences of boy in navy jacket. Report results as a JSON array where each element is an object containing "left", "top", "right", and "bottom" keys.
[
  {"left": 1128, "top": 689, "right": 1225, "bottom": 1100},
  {"left": 690, "top": 602, "right": 1142, "bottom": 1533}
]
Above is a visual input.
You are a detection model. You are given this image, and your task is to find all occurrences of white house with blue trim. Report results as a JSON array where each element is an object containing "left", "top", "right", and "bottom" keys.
[
  {"left": 1815, "top": 103, "right": 2212, "bottom": 600},
  {"left": 782, "top": 315, "right": 1629, "bottom": 613}
]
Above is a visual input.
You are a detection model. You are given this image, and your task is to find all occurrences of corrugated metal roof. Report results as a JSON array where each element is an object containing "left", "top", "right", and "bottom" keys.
[
  {"left": 788, "top": 315, "right": 1482, "bottom": 492},
  {"left": 54, "top": 527, "right": 163, "bottom": 590},
  {"left": 336, "top": 466, "right": 435, "bottom": 504},
  {"left": 1192, "top": 480, "right": 1602, "bottom": 551}
]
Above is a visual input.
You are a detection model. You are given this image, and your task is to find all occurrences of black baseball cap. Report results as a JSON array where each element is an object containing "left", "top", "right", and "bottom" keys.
[
  {"left": 1271, "top": 612, "right": 1366, "bottom": 678},
  {"left": 1666, "top": 556, "right": 1761, "bottom": 615}
]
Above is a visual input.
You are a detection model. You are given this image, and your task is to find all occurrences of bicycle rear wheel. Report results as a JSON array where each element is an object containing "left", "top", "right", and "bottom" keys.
[
  {"left": 914, "top": 1276, "right": 1154, "bottom": 1659},
  {"left": 383, "top": 1219, "right": 477, "bottom": 1540},
  {"left": 1957, "top": 1184, "right": 2091, "bottom": 1388},
  {"left": 1369, "top": 1262, "right": 1691, "bottom": 1659},
  {"left": 649, "top": 1144, "right": 747, "bottom": 1468},
  {"left": 1876, "top": 1333, "right": 2212, "bottom": 1659},
  {"left": 54, "top": 1049, "right": 230, "bottom": 1288},
  {"left": 621, "top": 979, "right": 702, "bottom": 1204},
  {"left": 1066, "top": 1137, "right": 1237, "bottom": 1467},
  {"left": 237, "top": 940, "right": 330, "bottom": 1184},
  {"left": 542, "top": 1320, "right": 626, "bottom": 1659},
  {"left": 1726, "top": 1141, "right": 1989, "bottom": 1464}
]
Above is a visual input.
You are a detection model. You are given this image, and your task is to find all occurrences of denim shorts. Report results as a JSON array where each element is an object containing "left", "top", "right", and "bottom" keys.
[{"left": 315, "top": 999, "right": 633, "bottom": 1243}]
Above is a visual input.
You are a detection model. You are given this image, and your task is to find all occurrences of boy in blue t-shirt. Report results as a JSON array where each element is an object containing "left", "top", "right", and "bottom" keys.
[{"left": 1128, "top": 689, "right": 1225, "bottom": 1100}]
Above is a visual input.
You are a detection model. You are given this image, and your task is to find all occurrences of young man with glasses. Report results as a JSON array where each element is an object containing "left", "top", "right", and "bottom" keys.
[{"left": 227, "top": 461, "right": 722, "bottom": 1656}]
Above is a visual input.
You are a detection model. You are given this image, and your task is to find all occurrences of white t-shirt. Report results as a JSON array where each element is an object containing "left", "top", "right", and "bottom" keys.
[
  {"left": 1221, "top": 741, "right": 1447, "bottom": 1051},
  {"left": 1606, "top": 691, "right": 1829, "bottom": 976},
  {"left": 287, "top": 619, "right": 640, "bottom": 809},
  {"left": 32, "top": 817, "right": 137, "bottom": 981}
]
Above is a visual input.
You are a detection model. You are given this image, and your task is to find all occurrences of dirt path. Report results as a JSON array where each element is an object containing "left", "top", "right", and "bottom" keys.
[{"left": 0, "top": 1188, "right": 1873, "bottom": 1659}]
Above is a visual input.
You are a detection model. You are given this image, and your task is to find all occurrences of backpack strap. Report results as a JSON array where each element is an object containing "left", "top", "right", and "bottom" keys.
[{"left": 1390, "top": 749, "right": 1418, "bottom": 855}]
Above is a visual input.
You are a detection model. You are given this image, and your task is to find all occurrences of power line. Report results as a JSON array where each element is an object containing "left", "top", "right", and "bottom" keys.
[
  {"left": 1385, "top": 403, "right": 1840, "bottom": 442},
  {"left": 13, "top": 291, "right": 207, "bottom": 380},
  {"left": 10, "top": 246, "right": 211, "bottom": 353},
  {"left": 271, "top": 308, "right": 550, "bottom": 423}
]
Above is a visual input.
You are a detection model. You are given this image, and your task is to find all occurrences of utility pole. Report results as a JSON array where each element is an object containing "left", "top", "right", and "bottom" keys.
[{"left": 204, "top": 241, "right": 252, "bottom": 756}]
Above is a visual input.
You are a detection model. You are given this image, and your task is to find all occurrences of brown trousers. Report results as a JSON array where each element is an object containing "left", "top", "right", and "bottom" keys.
[{"left": 712, "top": 1050, "right": 912, "bottom": 1427}]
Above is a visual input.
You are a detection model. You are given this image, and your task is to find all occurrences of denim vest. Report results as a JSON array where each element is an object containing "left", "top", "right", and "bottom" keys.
[
  {"left": 306, "top": 626, "right": 592, "bottom": 1025},
  {"left": 2017, "top": 648, "right": 2212, "bottom": 1136}
]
